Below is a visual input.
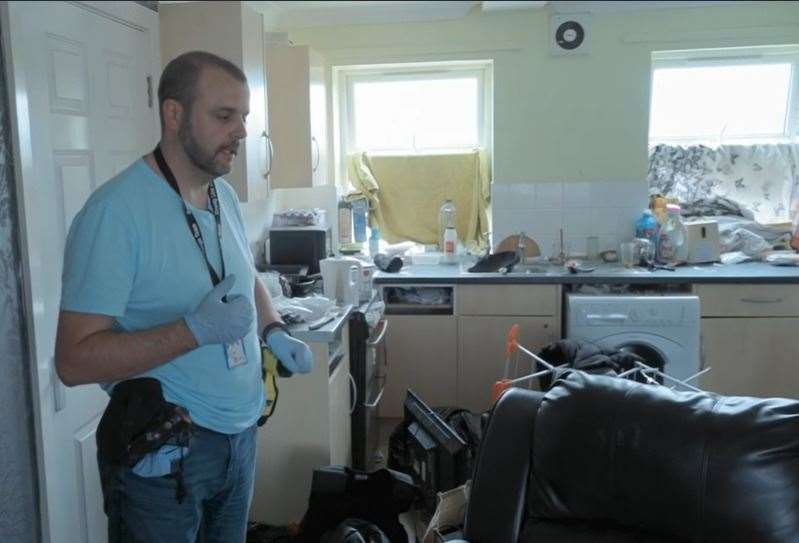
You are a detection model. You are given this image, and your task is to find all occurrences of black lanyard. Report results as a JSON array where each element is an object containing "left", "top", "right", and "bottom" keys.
[{"left": 153, "top": 146, "right": 225, "bottom": 288}]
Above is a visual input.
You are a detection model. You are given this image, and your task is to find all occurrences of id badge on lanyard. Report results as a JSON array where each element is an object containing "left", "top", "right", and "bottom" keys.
[{"left": 153, "top": 146, "right": 248, "bottom": 370}]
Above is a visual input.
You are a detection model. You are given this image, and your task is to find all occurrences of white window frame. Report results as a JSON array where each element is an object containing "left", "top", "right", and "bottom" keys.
[
  {"left": 649, "top": 45, "right": 799, "bottom": 147},
  {"left": 332, "top": 60, "right": 493, "bottom": 187}
]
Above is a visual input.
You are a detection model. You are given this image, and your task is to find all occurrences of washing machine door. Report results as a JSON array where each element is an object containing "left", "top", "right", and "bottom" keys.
[{"left": 587, "top": 332, "right": 693, "bottom": 380}]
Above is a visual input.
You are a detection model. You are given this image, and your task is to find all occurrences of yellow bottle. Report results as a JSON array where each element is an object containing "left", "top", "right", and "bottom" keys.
[{"left": 650, "top": 195, "right": 668, "bottom": 226}]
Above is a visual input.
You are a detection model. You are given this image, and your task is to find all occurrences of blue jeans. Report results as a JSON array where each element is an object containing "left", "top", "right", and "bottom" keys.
[{"left": 100, "top": 424, "right": 257, "bottom": 543}]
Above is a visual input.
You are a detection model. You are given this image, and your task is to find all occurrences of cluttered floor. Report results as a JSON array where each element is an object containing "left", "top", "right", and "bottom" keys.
[{"left": 379, "top": 419, "right": 419, "bottom": 541}]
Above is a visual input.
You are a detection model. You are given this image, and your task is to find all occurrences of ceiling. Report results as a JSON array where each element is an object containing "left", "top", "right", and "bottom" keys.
[{"left": 246, "top": 1, "right": 761, "bottom": 29}]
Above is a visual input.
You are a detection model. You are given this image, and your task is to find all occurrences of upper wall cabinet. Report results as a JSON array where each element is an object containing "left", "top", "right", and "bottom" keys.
[
  {"left": 264, "top": 44, "right": 328, "bottom": 189},
  {"left": 159, "top": 2, "right": 269, "bottom": 203}
]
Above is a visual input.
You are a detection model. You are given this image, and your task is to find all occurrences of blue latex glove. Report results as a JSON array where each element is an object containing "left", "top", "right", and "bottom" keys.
[
  {"left": 131, "top": 445, "right": 189, "bottom": 478},
  {"left": 266, "top": 330, "right": 313, "bottom": 374},
  {"left": 184, "top": 274, "right": 254, "bottom": 346}
]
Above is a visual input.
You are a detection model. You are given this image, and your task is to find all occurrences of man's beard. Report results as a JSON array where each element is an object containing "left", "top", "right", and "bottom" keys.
[{"left": 178, "top": 117, "right": 233, "bottom": 178}]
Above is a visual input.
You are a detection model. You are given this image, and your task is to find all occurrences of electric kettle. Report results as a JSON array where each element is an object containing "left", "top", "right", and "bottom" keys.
[{"left": 319, "top": 257, "right": 361, "bottom": 306}]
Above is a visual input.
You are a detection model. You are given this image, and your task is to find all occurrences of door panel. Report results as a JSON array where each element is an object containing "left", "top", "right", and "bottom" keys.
[
  {"left": 6, "top": 3, "right": 158, "bottom": 541},
  {"left": 701, "top": 318, "right": 799, "bottom": 399}
]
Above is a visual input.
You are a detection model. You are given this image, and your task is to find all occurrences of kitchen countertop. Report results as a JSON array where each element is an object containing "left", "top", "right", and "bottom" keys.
[
  {"left": 289, "top": 303, "right": 354, "bottom": 344},
  {"left": 287, "top": 292, "right": 382, "bottom": 344},
  {"left": 374, "top": 261, "right": 799, "bottom": 285}
]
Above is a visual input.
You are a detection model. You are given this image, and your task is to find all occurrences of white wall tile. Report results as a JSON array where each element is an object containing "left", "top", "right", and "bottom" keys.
[
  {"left": 591, "top": 208, "right": 622, "bottom": 235},
  {"left": 508, "top": 183, "right": 537, "bottom": 208},
  {"left": 616, "top": 206, "right": 642, "bottom": 240},
  {"left": 563, "top": 209, "right": 595, "bottom": 236},
  {"left": 491, "top": 184, "right": 512, "bottom": 210},
  {"left": 563, "top": 182, "right": 592, "bottom": 208},
  {"left": 533, "top": 182, "right": 563, "bottom": 209},
  {"left": 536, "top": 235, "right": 556, "bottom": 258}
]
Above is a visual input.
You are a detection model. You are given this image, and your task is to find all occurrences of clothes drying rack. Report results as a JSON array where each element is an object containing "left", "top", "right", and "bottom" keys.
[{"left": 491, "top": 324, "right": 712, "bottom": 403}]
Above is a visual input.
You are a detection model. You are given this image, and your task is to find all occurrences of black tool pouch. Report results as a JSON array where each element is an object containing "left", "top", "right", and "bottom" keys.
[{"left": 96, "top": 377, "right": 193, "bottom": 502}]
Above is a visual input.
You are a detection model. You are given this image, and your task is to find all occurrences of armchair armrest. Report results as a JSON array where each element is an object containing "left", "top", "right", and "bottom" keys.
[{"left": 462, "top": 388, "right": 543, "bottom": 543}]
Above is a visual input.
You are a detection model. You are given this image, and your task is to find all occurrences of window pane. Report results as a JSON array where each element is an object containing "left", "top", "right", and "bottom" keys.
[
  {"left": 353, "top": 76, "right": 479, "bottom": 152},
  {"left": 649, "top": 63, "right": 792, "bottom": 142}
]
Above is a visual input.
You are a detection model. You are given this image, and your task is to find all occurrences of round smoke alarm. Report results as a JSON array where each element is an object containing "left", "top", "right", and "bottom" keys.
[{"left": 550, "top": 14, "right": 591, "bottom": 55}]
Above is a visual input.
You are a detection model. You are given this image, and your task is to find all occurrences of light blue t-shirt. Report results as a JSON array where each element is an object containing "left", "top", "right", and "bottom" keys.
[{"left": 60, "top": 159, "right": 264, "bottom": 434}]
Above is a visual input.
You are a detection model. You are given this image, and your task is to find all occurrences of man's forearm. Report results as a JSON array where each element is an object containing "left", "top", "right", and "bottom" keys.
[
  {"left": 56, "top": 316, "right": 197, "bottom": 386},
  {"left": 254, "top": 275, "right": 282, "bottom": 336}
]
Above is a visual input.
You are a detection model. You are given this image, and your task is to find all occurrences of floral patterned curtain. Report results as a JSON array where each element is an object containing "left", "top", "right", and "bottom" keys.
[{"left": 648, "top": 143, "right": 799, "bottom": 226}]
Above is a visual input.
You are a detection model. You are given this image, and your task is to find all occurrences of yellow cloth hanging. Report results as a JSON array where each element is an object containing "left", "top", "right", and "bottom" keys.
[{"left": 348, "top": 150, "right": 491, "bottom": 250}]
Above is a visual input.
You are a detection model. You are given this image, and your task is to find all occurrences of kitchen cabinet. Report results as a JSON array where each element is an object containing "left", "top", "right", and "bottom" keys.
[
  {"left": 378, "top": 284, "right": 561, "bottom": 417},
  {"left": 695, "top": 284, "right": 799, "bottom": 399},
  {"left": 251, "top": 326, "right": 352, "bottom": 525},
  {"left": 458, "top": 316, "right": 558, "bottom": 412},
  {"left": 379, "top": 315, "right": 458, "bottom": 418},
  {"left": 159, "top": 1, "right": 269, "bottom": 202},
  {"left": 264, "top": 44, "right": 328, "bottom": 189},
  {"left": 456, "top": 284, "right": 561, "bottom": 412}
]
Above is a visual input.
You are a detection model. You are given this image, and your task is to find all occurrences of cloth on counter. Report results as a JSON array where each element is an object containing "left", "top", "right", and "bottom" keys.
[
  {"left": 679, "top": 195, "right": 753, "bottom": 219},
  {"left": 648, "top": 143, "right": 799, "bottom": 225},
  {"left": 348, "top": 150, "right": 490, "bottom": 250},
  {"left": 536, "top": 339, "right": 664, "bottom": 391},
  {"left": 272, "top": 294, "right": 335, "bottom": 324}
]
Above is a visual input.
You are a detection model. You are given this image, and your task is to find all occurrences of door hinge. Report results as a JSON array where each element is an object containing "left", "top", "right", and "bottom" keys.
[{"left": 146, "top": 75, "right": 153, "bottom": 108}]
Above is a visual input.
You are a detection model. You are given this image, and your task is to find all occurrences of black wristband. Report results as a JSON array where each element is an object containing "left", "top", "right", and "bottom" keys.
[{"left": 261, "top": 321, "right": 290, "bottom": 342}]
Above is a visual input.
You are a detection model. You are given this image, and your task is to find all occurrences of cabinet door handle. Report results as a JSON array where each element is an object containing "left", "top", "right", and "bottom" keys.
[
  {"left": 348, "top": 373, "right": 357, "bottom": 415},
  {"left": 366, "top": 319, "right": 388, "bottom": 347},
  {"left": 311, "top": 136, "right": 320, "bottom": 173},
  {"left": 262, "top": 131, "right": 274, "bottom": 178},
  {"left": 363, "top": 377, "right": 386, "bottom": 409},
  {"left": 740, "top": 297, "right": 783, "bottom": 304}
]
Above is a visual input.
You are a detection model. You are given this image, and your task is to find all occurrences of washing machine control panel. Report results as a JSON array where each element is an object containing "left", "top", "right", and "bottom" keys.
[{"left": 570, "top": 296, "right": 699, "bottom": 327}]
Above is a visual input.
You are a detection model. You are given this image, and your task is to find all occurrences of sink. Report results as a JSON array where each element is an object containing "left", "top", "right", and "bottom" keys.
[{"left": 508, "top": 264, "right": 550, "bottom": 274}]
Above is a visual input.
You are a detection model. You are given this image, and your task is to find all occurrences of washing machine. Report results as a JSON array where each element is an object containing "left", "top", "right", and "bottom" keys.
[{"left": 566, "top": 294, "right": 700, "bottom": 380}]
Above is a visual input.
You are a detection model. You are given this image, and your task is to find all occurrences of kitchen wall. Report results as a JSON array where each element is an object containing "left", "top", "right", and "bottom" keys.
[
  {"left": 279, "top": 2, "right": 798, "bottom": 251},
  {"left": 0, "top": 26, "right": 40, "bottom": 543},
  {"left": 285, "top": 2, "right": 799, "bottom": 186}
]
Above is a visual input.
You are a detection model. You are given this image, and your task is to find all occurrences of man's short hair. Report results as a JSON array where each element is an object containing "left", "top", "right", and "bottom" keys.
[{"left": 157, "top": 51, "right": 247, "bottom": 127}]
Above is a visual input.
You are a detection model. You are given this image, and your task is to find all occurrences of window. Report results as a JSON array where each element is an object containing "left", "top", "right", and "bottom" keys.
[
  {"left": 649, "top": 46, "right": 799, "bottom": 145},
  {"left": 647, "top": 46, "right": 799, "bottom": 226},
  {"left": 334, "top": 61, "right": 493, "bottom": 182}
]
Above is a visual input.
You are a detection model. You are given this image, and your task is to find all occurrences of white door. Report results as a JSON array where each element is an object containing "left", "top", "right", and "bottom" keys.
[{"left": 3, "top": 2, "right": 159, "bottom": 541}]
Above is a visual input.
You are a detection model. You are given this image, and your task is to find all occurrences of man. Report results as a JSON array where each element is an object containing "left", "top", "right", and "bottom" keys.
[{"left": 54, "top": 51, "right": 312, "bottom": 542}]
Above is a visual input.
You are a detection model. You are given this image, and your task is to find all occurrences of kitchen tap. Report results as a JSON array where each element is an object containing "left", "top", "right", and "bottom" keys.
[{"left": 516, "top": 231, "right": 527, "bottom": 263}]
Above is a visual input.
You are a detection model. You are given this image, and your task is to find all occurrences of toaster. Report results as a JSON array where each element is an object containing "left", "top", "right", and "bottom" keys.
[{"left": 683, "top": 220, "right": 721, "bottom": 264}]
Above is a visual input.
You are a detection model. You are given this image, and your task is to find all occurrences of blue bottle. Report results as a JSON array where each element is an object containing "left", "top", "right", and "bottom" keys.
[
  {"left": 635, "top": 210, "right": 659, "bottom": 245},
  {"left": 352, "top": 198, "right": 368, "bottom": 243}
]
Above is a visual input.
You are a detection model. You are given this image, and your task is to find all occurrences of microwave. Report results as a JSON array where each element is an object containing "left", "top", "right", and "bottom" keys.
[{"left": 268, "top": 227, "right": 331, "bottom": 275}]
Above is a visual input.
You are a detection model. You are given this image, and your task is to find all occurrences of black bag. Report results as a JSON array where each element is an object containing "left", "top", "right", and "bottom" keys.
[
  {"left": 323, "top": 519, "right": 390, "bottom": 543},
  {"left": 387, "top": 406, "right": 485, "bottom": 493},
  {"left": 96, "top": 377, "right": 193, "bottom": 503},
  {"left": 97, "top": 377, "right": 192, "bottom": 468},
  {"left": 298, "top": 466, "right": 418, "bottom": 543}
]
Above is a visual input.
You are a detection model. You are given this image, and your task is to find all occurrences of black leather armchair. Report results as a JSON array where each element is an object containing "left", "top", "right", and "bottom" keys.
[{"left": 455, "top": 371, "right": 799, "bottom": 543}]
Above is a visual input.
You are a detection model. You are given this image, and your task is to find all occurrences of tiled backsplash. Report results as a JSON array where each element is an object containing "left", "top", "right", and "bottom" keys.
[{"left": 492, "top": 181, "right": 648, "bottom": 257}]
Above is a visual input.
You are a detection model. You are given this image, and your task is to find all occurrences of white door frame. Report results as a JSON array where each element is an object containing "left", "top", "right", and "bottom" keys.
[{"left": 0, "top": 2, "right": 160, "bottom": 541}]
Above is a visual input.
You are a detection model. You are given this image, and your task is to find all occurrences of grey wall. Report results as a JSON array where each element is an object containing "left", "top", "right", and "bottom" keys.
[{"left": 0, "top": 25, "right": 41, "bottom": 543}]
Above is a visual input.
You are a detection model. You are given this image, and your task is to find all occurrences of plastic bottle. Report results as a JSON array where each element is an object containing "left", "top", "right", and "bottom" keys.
[
  {"left": 635, "top": 210, "right": 659, "bottom": 246},
  {"left": 442, "top": 226, "right": 458, "bottom": 264},
  {"left": 352, "top": 198, "right": 368, "bottom": 243},
  {"left": 369, "top": 227, "right": 380, "bottom": 256},
  {"left": 657, "top": 204, "right": 687, "bottom": 264},
  {"left": 650, "top": 195, "right": 668, "bottom": 226},
  {"left": 438, "top": 199, "right": 456, "bottom": 252}
]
